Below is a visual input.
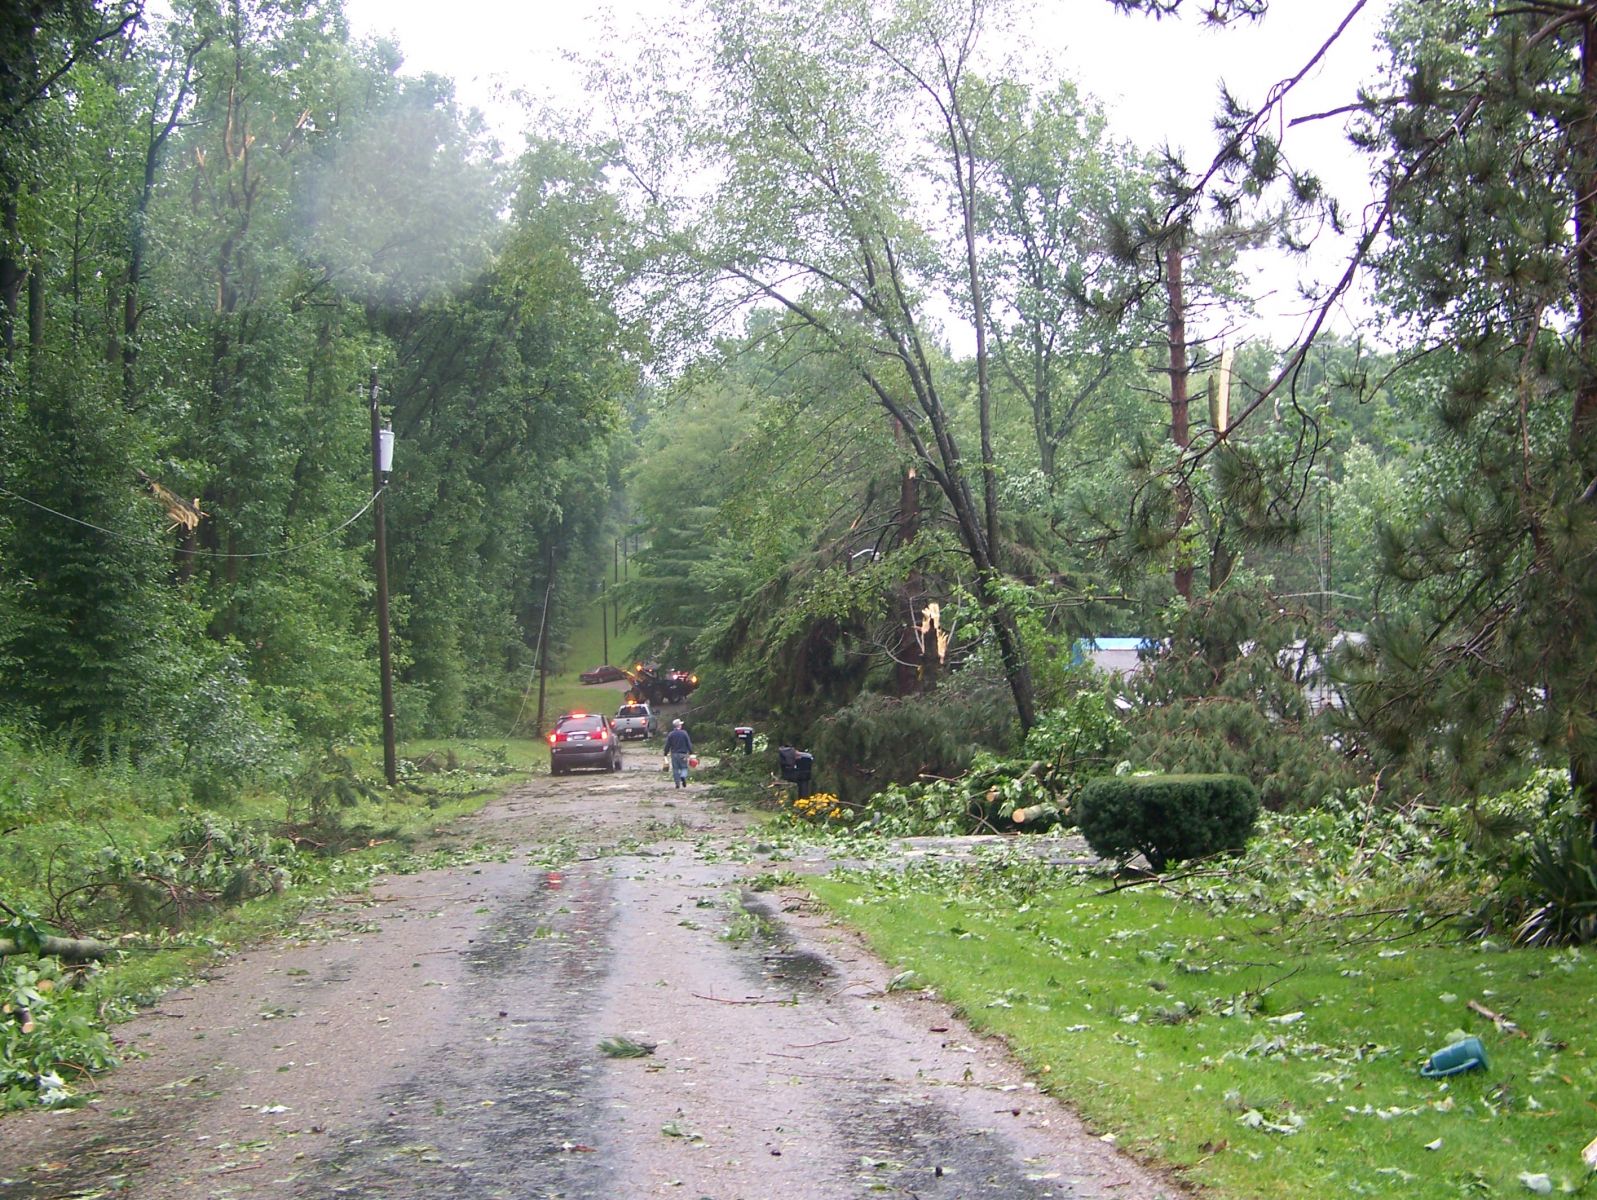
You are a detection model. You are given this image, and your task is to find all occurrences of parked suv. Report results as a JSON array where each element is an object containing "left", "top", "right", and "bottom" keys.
[
  {"left": 613, "top": 702, "right": 658, "bottom": 740},
  {"left": 547, "top": 712, "right": 623, "bottom": 775}
]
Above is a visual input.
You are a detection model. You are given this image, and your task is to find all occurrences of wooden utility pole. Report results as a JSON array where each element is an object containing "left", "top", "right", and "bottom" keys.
[
  {"left": 535, "top": 540, "right": 554, "bottom": 736},
  {"left": 369, "top": 368, "right": 397, "bottom": 787}
]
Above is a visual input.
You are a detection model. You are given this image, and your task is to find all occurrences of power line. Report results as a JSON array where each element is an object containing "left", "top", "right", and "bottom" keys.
[
  {"left": 0, "top": 484, "right": 384, "bottom": 560},
  {"left": 510, "top": 572, "right": 557, "bottom": 738}
]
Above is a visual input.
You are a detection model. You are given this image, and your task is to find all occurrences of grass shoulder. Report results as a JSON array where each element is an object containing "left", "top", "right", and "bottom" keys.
[{"left": 808, "top": 856, "right": 1596, "bottom": 1199}]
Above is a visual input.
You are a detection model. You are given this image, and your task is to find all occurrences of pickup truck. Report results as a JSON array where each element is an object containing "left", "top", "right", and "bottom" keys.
[{"left": 612, "top": 702, "right": 659, "bottom": 740}]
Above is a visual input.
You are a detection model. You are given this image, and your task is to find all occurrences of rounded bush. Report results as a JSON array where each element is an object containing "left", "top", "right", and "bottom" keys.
[{"left": 1076, "top": 773, "right": 1261, "bottom": 872}]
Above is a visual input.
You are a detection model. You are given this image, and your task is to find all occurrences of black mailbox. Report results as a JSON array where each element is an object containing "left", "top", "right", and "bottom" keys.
[{"left": 778, "top": 745, "right": 816, "bottom": 797}]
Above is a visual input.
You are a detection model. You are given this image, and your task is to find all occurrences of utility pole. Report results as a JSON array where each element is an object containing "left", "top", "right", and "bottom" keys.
[
  {"left": 535, "top": 539, "right": 553, "bottom": 736},
  {"left": 369, "top": 368, "right": 397, "bottom": 787}
]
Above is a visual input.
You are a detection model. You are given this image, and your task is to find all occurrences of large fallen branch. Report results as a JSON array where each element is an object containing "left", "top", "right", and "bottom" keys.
[{"left": 0, "top": 934, "right": 112, "bottom": 961}]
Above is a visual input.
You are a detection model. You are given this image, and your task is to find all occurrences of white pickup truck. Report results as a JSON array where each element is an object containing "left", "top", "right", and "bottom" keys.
[{"left": 612, "top": 702, "right": 659, "bottom": 740}]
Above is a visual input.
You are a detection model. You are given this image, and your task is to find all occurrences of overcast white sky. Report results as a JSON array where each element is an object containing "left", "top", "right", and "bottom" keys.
[
  {"left": 340, "top": 0, "right": 1395, "bottom": 342},
  {"left": 341, "top": 0, "right": 1391, "bottom": 171}
]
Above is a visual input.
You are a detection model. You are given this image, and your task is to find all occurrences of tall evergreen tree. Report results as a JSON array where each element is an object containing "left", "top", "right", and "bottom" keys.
[{"left": 1323, "top": 0, "right": 1597, "bottom": 815}]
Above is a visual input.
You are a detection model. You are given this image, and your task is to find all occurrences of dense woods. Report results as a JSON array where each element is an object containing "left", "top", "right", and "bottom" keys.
[
  {"left": 0, "top": 0, "right": 632, "bottom": 774},
  {"left": 5, "top": 0, "right": 1597, "bottom": 989}
]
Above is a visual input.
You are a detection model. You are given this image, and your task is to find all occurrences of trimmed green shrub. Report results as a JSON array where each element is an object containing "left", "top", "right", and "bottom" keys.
[{"left": 1077, "top": 773, "right": 1261, "bottom": 872}]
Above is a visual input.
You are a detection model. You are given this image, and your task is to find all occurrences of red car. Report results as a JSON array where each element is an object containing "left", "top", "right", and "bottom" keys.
[{"left": 579, "top": 665, "right": 626, "bottom": 684}]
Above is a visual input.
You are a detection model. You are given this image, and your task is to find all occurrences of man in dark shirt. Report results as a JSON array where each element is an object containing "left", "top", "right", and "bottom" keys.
[{"left": 664, "top": 719, "right": 693, "bottom": 788}]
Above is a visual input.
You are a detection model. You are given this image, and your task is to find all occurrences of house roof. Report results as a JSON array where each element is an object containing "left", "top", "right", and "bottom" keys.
[{"left": 1078, "top": 636, "right": 1151, "bottom": 652}]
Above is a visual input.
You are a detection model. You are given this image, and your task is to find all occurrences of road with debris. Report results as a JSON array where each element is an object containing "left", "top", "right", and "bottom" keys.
[{"left": 0, "top": 747, "right": 1179, "bottom": 1199}]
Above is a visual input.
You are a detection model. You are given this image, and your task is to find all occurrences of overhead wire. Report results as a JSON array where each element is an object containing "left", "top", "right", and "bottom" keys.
[
  {"left": 0, "top": 484, "right": 384, "bottom": 559},
  {"left": 510, "top": 573, "right": 557, "bottom": 738}
]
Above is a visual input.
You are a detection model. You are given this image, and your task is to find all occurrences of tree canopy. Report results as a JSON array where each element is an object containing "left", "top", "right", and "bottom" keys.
[
  {"left": 7, "top": 0, "right": 1597, "bottom": 831},
  {"left": 0, "top": 0, "right": 636, "bottom": 777}
]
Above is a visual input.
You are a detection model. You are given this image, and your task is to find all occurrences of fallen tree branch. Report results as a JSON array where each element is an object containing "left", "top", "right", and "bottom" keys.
[
  {"left": 1096, "top": 864, "right": 1236, "bottom": 894},
  {"left": 1467, "top": 998, "right": 1529, "bottom": 1038},
  {"left": 0, "top": 934, "right": 112, "bottom": 961}
]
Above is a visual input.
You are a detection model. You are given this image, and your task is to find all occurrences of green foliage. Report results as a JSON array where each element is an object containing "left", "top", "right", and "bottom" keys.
[
  {"left": 811, "top": 673, "right": 1015, "bottom": 805},
  {"left": 620, "top": 348, "right": 913, "bottom": 732},
  {"left": 1077, "top": 773, "right": 1260, "bottom": 871},
  {"left": 1182, "top": 792, "right": 1478, "bottom": 936},
  {"left": 160, "top": 656, "right": 295, "bottom": 805},
  {"left": 1447, "top": 770, "right": 1597, "bottom": 948},
  {"left": 288, "top": 749, "right": 386, "bottom": 833},
  {"left": 1022, "top": 692, "right": 1130, "bottom": 784},
  {"left": 95, "top": 810, "right": 300, "bottom": 928},
  {"left": 855, "top": 767, "right": 1012, "bottom": 838},
  {"left": 1514, "top": 818, "right": 1597, "bottom": 948},
  {"left": 1126, "top": 586, "right": 1364, "bottom": 809},
  {"left": 850, "top": 691, "right": 1129, "bottom": 835},
  {"left": 855, "top": 751, "right": 1083, "bottom": 837},
  {"left": 597, "top": 1035, "right": 656, "bottom": 1058},
  {"left": 988, "top": 576, "right": 1091, "bottom": 711},
  {"left": 0, "top": 727, "right": 193, "bottom": 927},
  {"left": 1333, "top": 0, "right": 1597, "bottom": 816},
  {"left": 0, "top": 0, "right": 635, "bottom": 766},
  {"left": 1130, "top": 695, "right": 1359, "bottom": 812},
  {"left": 1, "top": 953, "right": 119, "bottom": 1112},
  {"left": 974, "top": 76, "right": 1158, "bottom": 485},
  {"left": 0, "top": 363, "right": 195, "bottom": 754}
]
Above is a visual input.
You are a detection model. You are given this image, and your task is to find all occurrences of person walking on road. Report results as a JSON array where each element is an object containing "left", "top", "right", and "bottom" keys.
[{"left": 664, "top": 718, "right": 693, "bottom": 789}]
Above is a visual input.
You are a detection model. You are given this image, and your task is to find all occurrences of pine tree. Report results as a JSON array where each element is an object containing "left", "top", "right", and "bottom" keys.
[{"left": 1334, "top": 0, "right": 1597, "bottom": 816}]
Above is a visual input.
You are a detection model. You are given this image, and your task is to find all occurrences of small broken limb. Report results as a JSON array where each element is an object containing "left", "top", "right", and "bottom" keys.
[
  {"left": 1467, "top": 999, "right": 1528, "bottom": 1038},
  {"left": 598, "top": 1035, "right": 657, "bottom": 1058}
]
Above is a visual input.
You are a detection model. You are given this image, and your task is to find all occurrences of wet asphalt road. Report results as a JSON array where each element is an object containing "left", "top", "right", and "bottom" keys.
[{"left": 0, "top": 754, "right": 1179, "bottom": 1200}]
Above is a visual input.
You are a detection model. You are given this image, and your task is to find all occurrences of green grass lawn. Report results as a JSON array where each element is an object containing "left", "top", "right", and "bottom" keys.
[
  {"left": 811, "top": 861, "right": 1597, "bottom": 1199},
  {"left": 524, "top": 595, "right": 640, "bottom": 734}
]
